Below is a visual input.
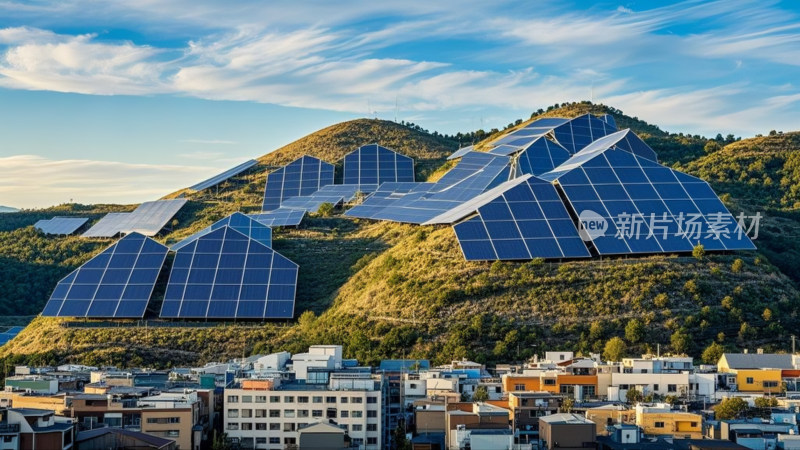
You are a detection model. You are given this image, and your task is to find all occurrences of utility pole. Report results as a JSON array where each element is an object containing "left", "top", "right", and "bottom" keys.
[{"left": 792, "top": 335, "right": 796, "bottom": 354}]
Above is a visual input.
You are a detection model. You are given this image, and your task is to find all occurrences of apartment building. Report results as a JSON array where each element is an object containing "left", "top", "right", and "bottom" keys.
[
  {"left": 224, "top": 374, "right": 382, "bottom": 450},
  {"left": 0, "top": 407, "right": 75, "bottom": 450},
  {"left": 634, "top": 404, "right": 703, "bottom": 439}
]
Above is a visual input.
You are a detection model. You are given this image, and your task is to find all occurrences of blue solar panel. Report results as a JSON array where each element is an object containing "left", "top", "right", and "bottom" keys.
[
  {"left": 545, "top": 144, "right": 755, "bottom": 255},
  {"left": 452, "top": 176, "right": 590, "bottom": 261},
  {"left": 248, "top": 209, "right": 306, "bottom": 227},
  {"left": 41, "top": 233, "right": 169, "bottom": 318},
  {"left": 447, "top": 146, "right": 474, "bottom": 160},
  {"left": 190, "top": 159, "right": 258, "bottom": 191},
  {"left": 160, "top": 226, "right": 298, "bottom": 319},
  {"left": 516, "top": 138, "right": 571, "bottom": 176},
  {"left": 342, "top": 144, "right": 415, "bottom": 187},
  {"left": 262, "top": 155, "right": 334, "bottom": 211},
  {"left": 0, "top": 326, "right": 24, "bottom": 346},
  {"left": 551, "top": 114, "right": 618, "bottom": 154},
  {"left": 35, "top": 217, "right": 89, "bottom": 235},
  {"left": 172, "top": 212, "right": 272, "bottom": 251},
  {"left": 602, "top": 114, "right": 616, "bottom": 129}
]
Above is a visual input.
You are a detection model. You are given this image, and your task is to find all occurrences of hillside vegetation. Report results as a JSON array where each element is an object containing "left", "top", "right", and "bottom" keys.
[{"left": 1, "top": 104, "right": 799, "bottom": 371}]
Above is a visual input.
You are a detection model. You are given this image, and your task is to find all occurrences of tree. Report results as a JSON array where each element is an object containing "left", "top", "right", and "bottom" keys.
[
  {"left": 704, "top": 141, "right": 722, "bottom": 154},
  {"left": 671, "top": 330, "right": 691, "bottom": 355},
  {"left": 754, "top": 396, "right": 778, "bottom": 409},
  {"left": 731, "top": 258, "right": 744, "bottom": 273},
  {"left": 715, "top": 397, "right": 749, "bottom": 420},
  {"left": 702, "top": 342, "right": 725, "bottom": 365},
  {"left": 626, "top": 388, "right": 644, "bottom": 404},
  {"left": 317, "top": 202, "right": 335, "bottom": 217},
  {"left": 561, "top": 397, "right": 575, "bottom": 413},
  {"left": 625, "top": 319, "right": 645, "bottom": 344},
  {"left": 762, "top": 308, "right": 773, "bottom": 322},
  {"left": 473, "top": 386, "right": 489, "bottom": 402},
  {"left": 603, "top": 337, "right": 627, "bottom": 362},
  {"left": 212, "top": 432, "right": 232, "bottom": 450},
  {"left": 692, "top": 244, "right": 705, "bottom": 260}
]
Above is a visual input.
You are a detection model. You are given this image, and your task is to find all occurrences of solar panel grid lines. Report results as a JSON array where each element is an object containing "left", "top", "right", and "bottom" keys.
[
  {"left": 81, "top": 212, "right": 131, "bottom": 238},
  {"left": 171, "top": 212, "right": 272, "bottom": 252},
  {"left": 189, "top": 159, "right": 258, "bottom": 191},
  {"left": 160, "top": 225, "right": 298, "bottom": 319},
  {"left": 41, "top": 233, "right": 169, "bottom": 318},
  {"left": 35, "top": 217, "right": 89, "bottom": 235},
  {"left": 81, "top": 199, "right": 188, "bottom": 238},
  {"left": 551, "top": 146, "right": 755, "bottom": 255},
  {"left": 516, "top": 137, "right": 571, "bottom": 176},
  {"left": 247, "top": 209, "right": 306, "bottom": 227},
  {"left": 262, "top": 155, "right": 335, "bottom": 212},
  {"left": 452, "top": 176, "right": 591, "bottom": 261},
  {"left": 0, "top": 326, "right": 25, "bottom": 346},
  {"left": 447, "top": 145, "right": 474, "bottom": 160},
  {"left": 342, "top": 144, "right": 415, "bottom": 187}
]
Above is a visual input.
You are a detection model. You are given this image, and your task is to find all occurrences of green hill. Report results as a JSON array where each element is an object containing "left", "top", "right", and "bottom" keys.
[{"left": 1, "top": 106, "right": 799, "bottom": 370}]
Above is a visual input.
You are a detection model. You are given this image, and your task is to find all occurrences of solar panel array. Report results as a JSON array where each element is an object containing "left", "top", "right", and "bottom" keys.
[
  {"left": 514, "top": 137, "right": 572, "bottom": 176},
  {"left": 190, "top": 159, "right": 258, "bottom": 191},
  {"left": 41, "top": 233, "right": 169, "bottom": 318},
  {"left": 248, "top": 209, "right": 306, "bottom": 227},
  {"left": 35, "top": 217, "right": 88, "bottom": 235},
  {"left": 447, "top": 146, "right": 474, "bottom": 160},
  {"left": 262, "top": 156, "right": 334, "bottom": 211},
  {"left": 160, "top": 226, "right": 298, "bottom": 319},
  {"left": 0, "top": 326, "right": 24, "bottom": 346},
  {"left": 82, "top": 199, "right": 187, "bottom": 238},
  {"left": 543, "top": 145, "right": 755, "bottom": 255},
  {"left": 343, "top": 144, "right": 415, "bottom": 187},
  {"left": 450, "top": 176, "right": 591, "bottom": 260},
  {"left": 171, "top": 212, "right": 272, "bottom": 251}
]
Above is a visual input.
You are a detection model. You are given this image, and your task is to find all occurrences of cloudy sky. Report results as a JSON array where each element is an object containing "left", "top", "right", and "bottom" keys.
[{"left": 1, "top": 0, "right": 799, "bottom": 208}]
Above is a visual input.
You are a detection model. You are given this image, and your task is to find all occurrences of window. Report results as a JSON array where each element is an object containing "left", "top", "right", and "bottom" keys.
[
  {"left": 227, "top": 395, "right": 239, "bottom": 403},
  {"left": 619, "top": 384, "right": 629, "bottom": 390},
  {"left": 653, "top": 384, "right": 659, "bottom": 391},
  {"left": 226, "top": 423, "right": 239, "bottom": 431},
  {"left": 147, "top": 417, "right": 181, "bottom": 424},
  {"left": 165, "top": 431, "right": 179, "bottom": 438},
  {"left": 352, "top": 411, "right": 363, "bottom": 418},
  {"left": 410, "top": 383, "right": 417, "bottom": 389},
  {"left": 312, "top": 410, "right": 323, "bottom": 417},
  {"left": 654, "top": 422, "right": 664, "bottom": 428},
  {"left": 285, "top": 438, "right": 297, "bottom": 444},
  {"left": 352, "top": 438, "right": 364, "bottom": 446},
  {"left": 270, "top": 396, "right": 280, "bottom": 403},
  {"left": 367, "top": 424, "right": 377, "bottom": 432},
  {"left": 641, "top": 369, "right": 648, "bottom": 373},
  {"left": 352, "top": 424, "right": 363, "bottom": 431},
  {"left": 298, "top": 410, "right": 309, "bottom": 418},
  {"left": 298, "top": 396, "right": 309, "bottom": 403},
  {"left": 256, "top": 438, "right": 267, "bottom": 444},
  {"left": 691, "top": 422, "right": 698, "bottom": 427},
  {"left": 341, "top": 411, "right": 349, "bottom": 418},
  {"left": 256, "top": 423, "right": 267, "bottom": 431},
  {"left": 241, "top": 409, "right": 252, "bottom": 418},
  {"left": 326, "top": 396, "right": 337, "bottom": 403},
  {"left": 284, "top": 424, "right": 296, "bottom": 432},
  {"left": 269, "top": 423, "right": 280, "bottom": 431},
  {"left": 284, "top": 410, "right": 296, "bottom": 418},
  {"left": 340, "top": 397, "right": 349, "bottom": 403},
  {"left": 367, "top": 397, "right": 377, "bottom": 404},
  {"left": 255, "top": 396, "right": 267, "bottom": 403},
  {"left": 284, "top": 396, "right": 294, "bottom": 403},
  {"left": 269, "top": 437, "right": 280, "bottom": 444},
  {"left": 367, "top": 410, "right": 377, "bottom": 418},
  {"left": 227, "top": 410, "right": 239, "bottom": 418},
  {"left": 764, "top": 381, "right": 779, "bottom": 388},
  {"left": 313, "top": 396, "right": 323, "bottom": 403},
  {"left": 352, "top": 397, "right": 363, "bottom": 404},
  {"left": 242, "top": 395, "right": 253, "bottom": 403},
  {"left": 544, "top": 379, "right": 556, "bottom": 386},
  {"left": 241, "top": 423, "right": 252, "bottom": 431},
  {"left": 667, "top": 384, "right": 677, "bottom": 392},
  {"left": 255, "top": 409, "right": 266, "bottom": 418},
  {"left": 269, "top": 410, "right": 280, "bottom": 418},
  {"left": 368, "top": 438, "right": 378, "bottom": 445},
  {"left": 514, "top": 384, "right": 525, "bottom": 391}
]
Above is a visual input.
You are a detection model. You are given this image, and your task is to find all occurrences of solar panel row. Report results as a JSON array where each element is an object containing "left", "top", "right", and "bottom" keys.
[
  {"left": 171, "top": 212, "right": 272, "bottom": 251},
  {"left": 343, "top": 144, "right": 415, "bottom": 187},
  {"left": 35, "top": 217, "right": 89, "bottom": 235},
  {"left": 82, "top": 199, "right": 188, "bottom": 238},
  {"left": 0, "top": 326, "right": 24, "bottom": 346},
  {"left": 190, "top": 159, "right": 258, "bottom": 191}
]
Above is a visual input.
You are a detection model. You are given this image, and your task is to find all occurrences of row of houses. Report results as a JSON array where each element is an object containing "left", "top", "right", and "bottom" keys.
[{"left": 2, "top": 348, "right": 800, "bottom": 449}]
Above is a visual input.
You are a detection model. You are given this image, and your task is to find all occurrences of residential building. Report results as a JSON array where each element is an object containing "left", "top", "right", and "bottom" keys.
[
  {"left": 444, "top": 403, "right": 510, "bottom": 450},
  {"left": 1, "top": 407, "right": 75, "bottom": 450},
  {"left": 585, "top": 404, "right": 635, "bottom": 435},
  {"left": 538, "top": 413, "right": 596, "bottom": 450},
  {"left": 3, "top": 376, "right": 59, "bottom": 395},
  {"left": 635, "top": 404, "right": 703, "bottom": 439},
  {"left": 297, "top": 422, "right": 348, "bottom": 450},
  {"left": 504, "top": 391, "right": 561, "bottom": 445},
  {"left": 75, "top": 427, "right": 177, "bottom": 450}
]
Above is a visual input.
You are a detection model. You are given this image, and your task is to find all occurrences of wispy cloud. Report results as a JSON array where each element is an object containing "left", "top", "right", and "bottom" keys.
[{"left": 0, "top": 155, "right": 219, "bottom": 208}]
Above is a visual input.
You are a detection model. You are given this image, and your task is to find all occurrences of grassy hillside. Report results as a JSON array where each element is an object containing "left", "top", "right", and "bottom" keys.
[{"left": 1, "top": 108, "right": 799, "bottom": 370}]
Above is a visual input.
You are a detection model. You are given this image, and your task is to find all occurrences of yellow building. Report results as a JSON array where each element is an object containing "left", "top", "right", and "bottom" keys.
[
  {"left": 734, "top": 369, "right": 783, "bottom": 393},
  {"left": 585, "top": 404, "right": 635, "bottom": 435},
  {"left": 0, "top": 392, "right": 69, "bottom": 416},
  {"left": 635, "top": 405, "right": 702, "bottom": 439}
]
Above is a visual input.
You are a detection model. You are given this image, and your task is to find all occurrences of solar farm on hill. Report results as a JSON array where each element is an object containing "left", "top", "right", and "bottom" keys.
[{"left": 1, "top": 102, "right": 799, "bottom": 370}]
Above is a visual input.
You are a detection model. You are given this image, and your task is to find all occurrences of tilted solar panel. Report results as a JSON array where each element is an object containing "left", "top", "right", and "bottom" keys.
[
  {"left": 551, "top": 114, "right": 618, "bottom": 154},
  {"left": 35, "top": 217, "right": 89, "bottom": 235},
  {"left": 160, "top": 226, "right": 298, "bottom": 319},
  {"left": 545, "top": 145, "right": 755, "bottom": 255},
  {"left": 190, "top": 159, "right": 258, "bottom": 191},
  {"left": 447, "top": 146, "right": 474, "bottom": 160},
  {"left": 41, "top": 233, "right": 169, "bottom": 318},
  {"left": 82, "top": 199, "right": 187, "bottom": 238},
  {"left": 516, "top": 137, "right": 572, "bottom": 176},
  {"left": 248, "top": 209, "right": 306, "bottom": 227},
  {"left": 171, "top": 212, "right": 272, "bottom": 252},
  {"left": 451, "top": 175, "right": 591, "bottom": 261},
  {"left": 342, "top": 144, "right": 415, "bottom": 187},
  {"left": 81, "top": 213, "right": 131, "bottom": 238},
  {"left": 262, "top": 155, "right": 335, "bottom": 211}
]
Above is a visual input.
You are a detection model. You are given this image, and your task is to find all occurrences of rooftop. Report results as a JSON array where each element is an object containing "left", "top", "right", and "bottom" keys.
[
  {"left": 539, "top": 413, "right": 595, "bottom": 425},
  {"left": 721, "top": 353, "right": 793, "bottom": 370}
]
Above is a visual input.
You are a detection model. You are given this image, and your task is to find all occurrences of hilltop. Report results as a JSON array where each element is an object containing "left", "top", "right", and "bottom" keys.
[
  {"left": 1, "top": 103, "right": 799, "bottom": 369},
  {"left": 0, "top": 206, "right": 18, "bottom": 213}
]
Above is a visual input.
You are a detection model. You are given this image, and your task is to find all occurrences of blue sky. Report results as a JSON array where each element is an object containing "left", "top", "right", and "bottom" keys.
[{"left": 1, "top": 0, "right": 799, "bottom": 208}]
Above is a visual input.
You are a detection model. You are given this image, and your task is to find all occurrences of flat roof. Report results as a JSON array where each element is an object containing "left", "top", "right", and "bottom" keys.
[{"left": 539, "top": 413, "right": 594, "bottom": 425}]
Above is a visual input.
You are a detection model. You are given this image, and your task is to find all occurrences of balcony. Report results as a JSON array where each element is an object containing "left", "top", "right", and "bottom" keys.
[{"left": 0, "top": 423, "right": 20, "bottom": 433}]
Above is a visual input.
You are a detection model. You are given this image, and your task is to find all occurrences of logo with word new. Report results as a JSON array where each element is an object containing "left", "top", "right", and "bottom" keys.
[{"left": 578, "top": 210, "right": 607, "bottom": 241}]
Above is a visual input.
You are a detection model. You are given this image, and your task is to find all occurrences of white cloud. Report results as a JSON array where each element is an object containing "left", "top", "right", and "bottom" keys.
[{"left": 0, "top": 155, "right": 220, "bottom": 208}]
